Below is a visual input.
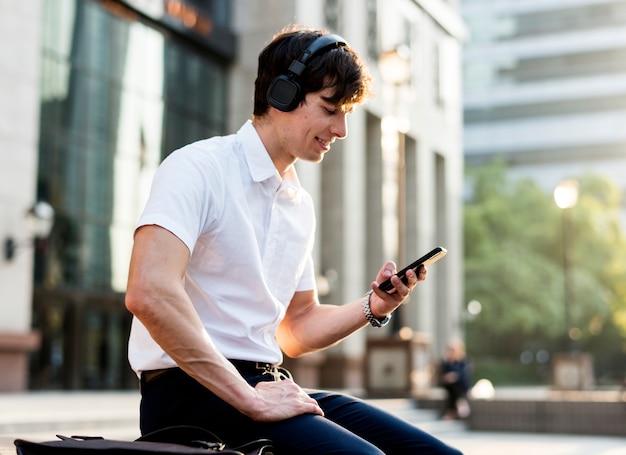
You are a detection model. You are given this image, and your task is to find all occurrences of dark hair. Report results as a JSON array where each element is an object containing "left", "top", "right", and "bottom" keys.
[{"left": 253, "top": 26, "right": 372, "bottom": 116}]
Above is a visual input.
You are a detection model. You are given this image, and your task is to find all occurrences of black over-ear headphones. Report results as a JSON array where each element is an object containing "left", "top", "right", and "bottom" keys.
[{"left": 266, "top": 33, "right": 348, "bottom": 112}]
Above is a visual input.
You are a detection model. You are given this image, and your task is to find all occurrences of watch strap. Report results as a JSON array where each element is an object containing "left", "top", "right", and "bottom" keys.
[{"left": 362, "top": 291, "right": 391, "bottom": 328}]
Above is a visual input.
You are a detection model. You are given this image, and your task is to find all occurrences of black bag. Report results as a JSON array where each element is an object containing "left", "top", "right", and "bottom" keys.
[{"left": 14, "top": 425, "right": 274, "bottom": 455}]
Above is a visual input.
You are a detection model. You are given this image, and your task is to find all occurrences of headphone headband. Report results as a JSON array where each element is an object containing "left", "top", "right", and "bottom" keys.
[{"left": 267, "top": 34, "right": 348, "bottom": 112}]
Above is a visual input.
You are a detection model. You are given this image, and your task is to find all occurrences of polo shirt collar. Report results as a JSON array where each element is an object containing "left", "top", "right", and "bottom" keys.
[{"left": 238, "top": 120, "right": 302, "bottom": 194}]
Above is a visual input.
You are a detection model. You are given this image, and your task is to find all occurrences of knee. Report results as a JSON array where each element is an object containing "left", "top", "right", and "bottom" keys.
[{"left": 446, "top": 447, "right": 464, "bottom": 455}]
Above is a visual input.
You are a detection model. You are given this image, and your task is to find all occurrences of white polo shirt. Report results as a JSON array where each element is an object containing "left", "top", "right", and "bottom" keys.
[{"left": 128, "top": 121, "right": 317, "bottom": 374}]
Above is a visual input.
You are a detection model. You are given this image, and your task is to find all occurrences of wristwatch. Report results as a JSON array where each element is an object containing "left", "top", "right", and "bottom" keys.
[{"left": 362, "top": 291, "right": 391, "bottom": 328}]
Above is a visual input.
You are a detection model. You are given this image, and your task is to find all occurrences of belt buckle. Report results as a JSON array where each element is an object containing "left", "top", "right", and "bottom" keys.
[
  {"left": 256, "top": 362, "right": 291, "bottom": 381},
  {"left": 256, "top": 362, "right": 276, "bottom": 378}
]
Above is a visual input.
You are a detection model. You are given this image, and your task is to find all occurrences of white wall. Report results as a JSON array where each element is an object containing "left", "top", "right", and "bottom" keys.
[{"left": 0, "top": 1, "right": 43, "bottom": 333}]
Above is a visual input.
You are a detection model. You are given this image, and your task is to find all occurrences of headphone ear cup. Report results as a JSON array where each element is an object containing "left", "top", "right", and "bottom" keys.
[{"left": 267, "top": 75, "right": 301, "bottom": 112}]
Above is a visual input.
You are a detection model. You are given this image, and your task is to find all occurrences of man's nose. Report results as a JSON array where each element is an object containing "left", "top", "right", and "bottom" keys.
[{"left": 331, "top": 114, "right": 348, "bottom": 139}]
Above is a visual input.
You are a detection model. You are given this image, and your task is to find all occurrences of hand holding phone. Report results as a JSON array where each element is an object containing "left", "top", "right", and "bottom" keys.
[{"left": 378, "top": 246, "right": 447, "bottom": 293}]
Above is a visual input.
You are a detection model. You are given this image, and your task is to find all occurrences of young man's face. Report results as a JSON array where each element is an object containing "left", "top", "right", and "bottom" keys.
[{"left": 277, "top": 87, "right": 352, "bottom": 163}]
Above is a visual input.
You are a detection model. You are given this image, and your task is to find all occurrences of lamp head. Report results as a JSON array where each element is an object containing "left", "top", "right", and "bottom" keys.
[{"left": 4, "top": 200, "right": 55, "bottom": 262}]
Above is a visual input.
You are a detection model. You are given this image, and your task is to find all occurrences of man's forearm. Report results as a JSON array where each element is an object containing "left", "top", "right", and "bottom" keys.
[{"left": 277, "top": 297, "right": 369, "bottom": 358}]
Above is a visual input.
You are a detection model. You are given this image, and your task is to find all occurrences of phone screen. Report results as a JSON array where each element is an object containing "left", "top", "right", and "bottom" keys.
[{"left": 378, "top": 246, "right": 447, "bottom": 292}]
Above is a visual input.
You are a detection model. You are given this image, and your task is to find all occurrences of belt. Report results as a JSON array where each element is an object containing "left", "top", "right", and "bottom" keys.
[
  {"left": 141, "top": 367, "right": 176, "bottom": 385},
  {"left": 140, "top": 360, "right": 292, "bottom": 386}
]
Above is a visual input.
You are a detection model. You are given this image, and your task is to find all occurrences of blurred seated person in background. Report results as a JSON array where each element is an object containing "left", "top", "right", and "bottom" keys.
[{"left": 440, "top": 339, "right": 471, "bottom": 420}]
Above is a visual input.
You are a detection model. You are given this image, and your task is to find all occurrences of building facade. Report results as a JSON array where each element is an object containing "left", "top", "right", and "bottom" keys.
[
  {"left": 0, "top": 0, "right": 465, "bottom": 392},
  {"left": 462, "top": 0, "right": 626, "bottom": 196}
]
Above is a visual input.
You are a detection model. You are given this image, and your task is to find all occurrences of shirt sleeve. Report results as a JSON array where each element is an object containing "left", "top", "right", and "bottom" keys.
[
  {"left": 295, "top": 254, "right": 316, "bottom": 292},
  {"left": 137, "top": 143, "right": 219, "bottom": 254}
]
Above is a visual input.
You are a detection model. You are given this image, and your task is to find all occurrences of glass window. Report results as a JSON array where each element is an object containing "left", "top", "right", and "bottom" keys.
[
  {"left": 38, "top": 0, "right": 230, "bottom": 292},
  {"left": 34, "top": 0, "right": 232, "bottom": 389}
]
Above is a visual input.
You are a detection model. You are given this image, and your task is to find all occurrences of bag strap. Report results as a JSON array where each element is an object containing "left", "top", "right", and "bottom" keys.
[
  {"left": 137, "top": 425, "right": 225, "bottom": 449},
  {"left": 137, "top": 425, "right": 274, "bottom": 455},
  {"left": 15, "top": 437, "right": 244, "bottom": 454},
  {"left": 234, "top": 439, "right": 275, "bottom": 455}
]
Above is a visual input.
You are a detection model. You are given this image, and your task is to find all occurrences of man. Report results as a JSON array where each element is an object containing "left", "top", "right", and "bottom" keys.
[
  {"left": 126, "top": 26, "right": 462, "bottom": 455},
  {"left": 440, "top": 339, "right": 472, "bottom": 420}
]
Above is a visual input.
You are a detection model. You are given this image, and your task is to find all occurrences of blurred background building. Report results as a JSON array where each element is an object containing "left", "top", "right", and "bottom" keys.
[
  {"left": 461, "top": 0, "right": 626, "bottom": 388},
  {"left": 0, "top": 0, "right": 465, "bottom": 392},
  {"left": 462, "top": 0, "right": 626, "bottom": 201}
]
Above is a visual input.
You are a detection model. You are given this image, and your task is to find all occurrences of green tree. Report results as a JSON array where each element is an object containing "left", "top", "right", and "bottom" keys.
[{"left": 464, "top": 163, "right": 626, "bottom": 384}]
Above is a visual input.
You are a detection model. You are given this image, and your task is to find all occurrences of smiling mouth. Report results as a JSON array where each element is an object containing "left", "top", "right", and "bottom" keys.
[{"left": 317, "top": 137, "right": 332, "bottom": 150}]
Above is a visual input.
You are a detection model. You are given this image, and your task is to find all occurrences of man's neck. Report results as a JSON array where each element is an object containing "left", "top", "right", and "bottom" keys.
[{"left": 251, "top": 117, "right": 296, "bottom": 178}]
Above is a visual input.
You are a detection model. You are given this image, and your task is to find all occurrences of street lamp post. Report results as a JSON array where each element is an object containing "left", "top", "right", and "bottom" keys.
[
  {"left": 364, "top": 47, "right": 421, "bottom": 398},
  {"left": 553, "top": 180, "right": 595, "bottom": 390},
  {"left": 553, "top": 179, "right": 579, "bottom": 352},
  {"left": 379, "top": 46, "right": 411, "bottom": 333}
]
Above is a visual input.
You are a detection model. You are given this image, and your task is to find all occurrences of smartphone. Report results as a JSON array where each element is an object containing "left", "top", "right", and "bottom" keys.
[{"left": 378, "top": 246, "right": 447, "bottom": 292}]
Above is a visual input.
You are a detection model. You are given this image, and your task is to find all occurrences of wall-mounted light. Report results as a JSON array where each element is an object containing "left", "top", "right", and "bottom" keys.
[
  {"left": 4, "top": 201, "right": 55, "bottom": 262},
  {"left": 379, "top": 45, "right": 411, "bottom": 87}
]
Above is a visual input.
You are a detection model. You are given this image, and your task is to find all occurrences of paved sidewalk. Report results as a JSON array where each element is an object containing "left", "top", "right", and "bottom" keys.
[{"left": 1, "top": 392, "right": 624, "bottom": 455}]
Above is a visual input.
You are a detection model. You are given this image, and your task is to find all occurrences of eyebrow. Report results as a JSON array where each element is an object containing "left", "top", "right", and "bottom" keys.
[{"left": 321, "top": 95, "right": 354, "bottom": 114}]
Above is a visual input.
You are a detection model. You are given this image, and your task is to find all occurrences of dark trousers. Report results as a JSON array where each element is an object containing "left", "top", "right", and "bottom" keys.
[
  {"left": 443, "top": 382, "right": 465, "bottom": 411},
  {"left": 139, "top": 367, "right": 462, "bottom": 455}
]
